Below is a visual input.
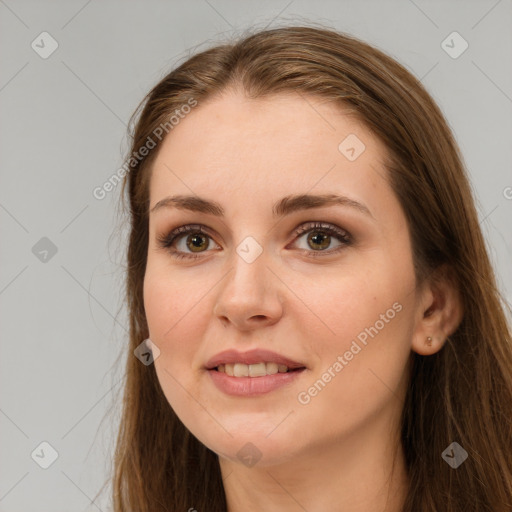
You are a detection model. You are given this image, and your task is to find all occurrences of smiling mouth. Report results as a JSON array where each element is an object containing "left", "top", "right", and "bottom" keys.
[{"left": 213, "top": 362, "right": 306, "bottom": 377}]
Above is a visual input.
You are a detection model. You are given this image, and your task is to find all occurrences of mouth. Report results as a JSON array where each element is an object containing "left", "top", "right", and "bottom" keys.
[
  {"left": 205, "top": 349, "right": 307, "bottom": 396},
  {"left": 213, "top": 362, "right": 305, "bottom": 377}
]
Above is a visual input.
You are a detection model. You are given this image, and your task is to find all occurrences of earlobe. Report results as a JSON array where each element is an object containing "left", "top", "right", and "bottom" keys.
[
  {"left": 411, "top": 264, "right": 464, "bottom": 356},
  {"left": 412, "top": 333, "right": 444, "bottom": 356}
]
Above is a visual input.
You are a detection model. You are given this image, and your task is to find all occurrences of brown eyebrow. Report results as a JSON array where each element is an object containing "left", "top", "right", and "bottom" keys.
[{"left": 150, "top": 193, "right": 374, "bottom": 219}]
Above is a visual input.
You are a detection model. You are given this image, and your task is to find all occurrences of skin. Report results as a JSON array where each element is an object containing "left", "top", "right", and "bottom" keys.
[{"left": 143, "top": 89, "right": 463, "bottom": 512}]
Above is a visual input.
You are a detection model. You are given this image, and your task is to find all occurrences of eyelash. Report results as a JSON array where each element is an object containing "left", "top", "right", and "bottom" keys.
[{"left": 156, "top": 222, "right": 353, "bottom": 261}]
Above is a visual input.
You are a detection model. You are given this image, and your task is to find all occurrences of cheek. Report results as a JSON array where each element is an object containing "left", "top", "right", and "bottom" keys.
[
  {"left": 144, "top": 268, "right": 214, "bottom": 427},
  {"left": 143, "top": 265, "right": 207, "bottom": 343},
  {"left": 143, "top": 267, "right": 208, "bottom": 385},
  {"left": 291, "top": 262, "right": 414, "bottom": 419},
  {"left": 288, "top": 261, "right": 403, "bottom": 354},
  {"left": 294, "top": 305, "right": 413, "bottom": 442}
]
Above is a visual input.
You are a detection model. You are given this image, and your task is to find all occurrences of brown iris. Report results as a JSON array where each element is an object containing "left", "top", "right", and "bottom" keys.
[
  {"left": 186, "top": 233, "right": 209, "bottom": 252},
  {"left": 307, "top": 231, "right": 330, "bottom": 250}
]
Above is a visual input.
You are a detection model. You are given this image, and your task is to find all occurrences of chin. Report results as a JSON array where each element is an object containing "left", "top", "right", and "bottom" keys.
[{"left": 196, "top": 428, "right": 300, "bottom": 468}]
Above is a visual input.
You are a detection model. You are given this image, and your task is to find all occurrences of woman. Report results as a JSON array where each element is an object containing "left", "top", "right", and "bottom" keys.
[{"left": 111, "top": 26, "right": 512, "bottom": 511}]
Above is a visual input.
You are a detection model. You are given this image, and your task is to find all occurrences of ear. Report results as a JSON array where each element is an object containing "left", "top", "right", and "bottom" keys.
[{"left": 411, "top": 263, "right": 464, "bottom": 356}]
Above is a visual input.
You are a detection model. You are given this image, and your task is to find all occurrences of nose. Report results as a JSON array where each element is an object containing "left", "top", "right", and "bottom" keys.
[{"left": 213, "top": 247, "right": 284, "bottom": 331}]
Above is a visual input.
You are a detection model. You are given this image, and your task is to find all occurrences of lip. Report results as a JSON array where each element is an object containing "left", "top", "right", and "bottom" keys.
[
  {"left": 205, "top": 349, "right": 306, "bottom": 370},
  {"left": 208, "top": 368, "right": 306, "bottom": 396}
]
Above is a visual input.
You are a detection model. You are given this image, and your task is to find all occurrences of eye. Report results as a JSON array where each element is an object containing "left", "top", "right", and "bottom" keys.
[
  {"left": 290, "top": 221, "right": 352, "bottom": 258},
  {"left": 156, "top": 221, "right": 353, "bottom": 261},
  {"left": 156, "top": 224, "right": 220, "bottom": 260}
]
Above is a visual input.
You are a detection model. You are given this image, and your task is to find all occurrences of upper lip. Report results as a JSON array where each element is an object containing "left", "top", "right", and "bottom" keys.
[{"left": 205, "top": 349, "right": 306, "bottom": 370}]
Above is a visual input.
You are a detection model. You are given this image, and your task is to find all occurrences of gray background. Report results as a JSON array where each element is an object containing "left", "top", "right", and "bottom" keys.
[{"left": 1, "top": 1, "right": 511, "bottom": 511}]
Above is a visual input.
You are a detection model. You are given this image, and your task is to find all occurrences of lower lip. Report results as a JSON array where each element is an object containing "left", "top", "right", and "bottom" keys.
[{"left": 207, "top": 368, "right": 306, "bottom": 396}]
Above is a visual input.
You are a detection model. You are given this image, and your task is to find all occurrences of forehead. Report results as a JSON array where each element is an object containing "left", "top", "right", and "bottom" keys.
[
  {"left": 149, "top": 91, "right": 392, "bottom": 215},
  {"left": 156, "top": 91, "right": 380, "bottom": 156}
]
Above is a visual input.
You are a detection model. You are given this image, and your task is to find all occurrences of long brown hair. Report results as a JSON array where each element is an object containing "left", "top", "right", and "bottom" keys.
[{"left": 110, "top": 25, "right": 512, "bottom": 511}]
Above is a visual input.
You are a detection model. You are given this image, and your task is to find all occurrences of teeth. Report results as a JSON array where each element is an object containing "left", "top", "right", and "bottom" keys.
[
  {"left": 233, "top": 363, "right": 249, "bottom": 377},
  {"left": 217, "top": 362, "right": 294, "bottom": 377},
  {"left": 248, "top": 362, "right": 266, "bottom": 377},
  {"left": 266, "top": 362, "right": 278, "bottom": 375}
]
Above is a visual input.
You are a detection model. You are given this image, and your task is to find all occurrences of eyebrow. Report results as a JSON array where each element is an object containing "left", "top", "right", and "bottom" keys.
[{"left": 150, "top": 193, "right": 374, "bottom": 220}]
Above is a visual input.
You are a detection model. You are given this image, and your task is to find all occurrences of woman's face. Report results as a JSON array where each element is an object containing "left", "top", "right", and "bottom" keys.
[{"left": 144, "top": 90, "right": 421, "bottom": 467}]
